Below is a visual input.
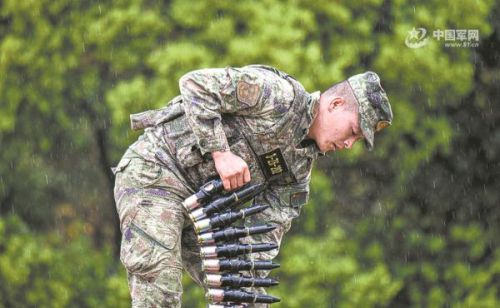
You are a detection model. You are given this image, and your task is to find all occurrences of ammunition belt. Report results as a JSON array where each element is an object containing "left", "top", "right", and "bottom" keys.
[{"left": 182, "top": 179, "right": 281, "bottom": 307}]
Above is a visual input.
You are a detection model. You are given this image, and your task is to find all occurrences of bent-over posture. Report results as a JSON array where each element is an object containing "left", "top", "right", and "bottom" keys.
[{"left": 113, "top": 64, "right": 393, "bottom": 307}]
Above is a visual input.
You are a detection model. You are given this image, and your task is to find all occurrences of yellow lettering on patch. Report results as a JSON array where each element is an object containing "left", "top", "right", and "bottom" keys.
[
  {"left": 265, "top": 153, "right": 284, "bottom": 175},
  {"left": 259, "top": 148, "right": 289, "bottom": 179}
]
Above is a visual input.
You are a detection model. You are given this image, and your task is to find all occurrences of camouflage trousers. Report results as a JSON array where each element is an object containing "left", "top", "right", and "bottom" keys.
[{"left": 113, "top": 150, "right": 294, "bottom": 308}]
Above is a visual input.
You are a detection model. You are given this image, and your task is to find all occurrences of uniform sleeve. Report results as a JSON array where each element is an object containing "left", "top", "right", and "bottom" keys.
[{"left": 179, "top": 66, "right": 292, "bottom": 155}]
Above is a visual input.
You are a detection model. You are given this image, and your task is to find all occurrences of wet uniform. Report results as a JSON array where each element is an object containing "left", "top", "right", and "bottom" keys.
[{"left": 113, "top": 65, "right": 322, "bottom": 307}]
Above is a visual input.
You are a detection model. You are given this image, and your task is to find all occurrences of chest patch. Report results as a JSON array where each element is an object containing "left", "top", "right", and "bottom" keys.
[
  {"left": 236, "top": 81, "right": 261, "bottom": 107},
  {"left": 259, "top": 148, "right": 289, "bottom": 179}
]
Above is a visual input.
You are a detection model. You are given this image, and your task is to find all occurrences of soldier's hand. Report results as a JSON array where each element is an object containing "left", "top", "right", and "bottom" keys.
[{"left": 212, "top": 150, "right": 251, "bottom": 191}]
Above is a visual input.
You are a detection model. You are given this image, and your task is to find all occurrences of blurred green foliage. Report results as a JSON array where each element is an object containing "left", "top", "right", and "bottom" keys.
[
  {"left": 0, "top": 215, "right": 129, "bottom": 307},
  {"left": 1, "top": 0, "right": 500, "bottom": 307}
]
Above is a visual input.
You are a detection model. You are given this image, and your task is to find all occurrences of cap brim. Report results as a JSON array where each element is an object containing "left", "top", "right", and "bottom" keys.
[{"left": 360, "top": 118, "right": 375, "bottom": 151}]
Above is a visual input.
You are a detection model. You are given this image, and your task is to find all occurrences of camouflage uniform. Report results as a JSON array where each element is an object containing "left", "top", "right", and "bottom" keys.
[{"left": 113, "top": 65, "right": 392, "bottom": 307}]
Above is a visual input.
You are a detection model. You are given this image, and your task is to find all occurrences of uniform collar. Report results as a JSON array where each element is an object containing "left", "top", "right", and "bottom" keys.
[
  {"left": 302, "top": 140, "right": 324, "bottom": 158},
  {"left": 307, "top": 91, "right": 321, "bottom": 123},
  {"left": 308, "top": 91, "right": 324, "bottom": 156},
  {"left": 295, "top": 91, "right": 324, "bottom": 158}
]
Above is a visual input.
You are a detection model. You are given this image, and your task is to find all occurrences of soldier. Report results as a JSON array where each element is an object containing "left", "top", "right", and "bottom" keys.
[{"left": 113, "top": 64, "right": 393, "bottom": 307}]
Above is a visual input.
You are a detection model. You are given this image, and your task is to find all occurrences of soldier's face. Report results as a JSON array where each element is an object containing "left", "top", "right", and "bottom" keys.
[{"left": 315, "top": 97, "right": 363, "bottom": 153}]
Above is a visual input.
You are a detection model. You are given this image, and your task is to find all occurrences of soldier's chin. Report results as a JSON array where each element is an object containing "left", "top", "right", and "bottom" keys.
[{"left": 319, "top": 143, "right": 329, "bottom": 153}]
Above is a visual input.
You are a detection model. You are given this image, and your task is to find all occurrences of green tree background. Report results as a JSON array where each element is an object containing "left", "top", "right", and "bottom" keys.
[{"left": 1, "top": 0, "right": 499, "bottom": 307}]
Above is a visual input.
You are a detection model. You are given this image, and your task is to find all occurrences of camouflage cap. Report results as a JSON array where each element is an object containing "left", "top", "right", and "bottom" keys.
[{"left": 347, "top": 71, "right": 393, "bottom": 150}]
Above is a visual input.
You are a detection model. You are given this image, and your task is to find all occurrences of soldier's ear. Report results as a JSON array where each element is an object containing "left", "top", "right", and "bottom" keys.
[{"left": 328, "top": 97, "right": 345, "bottom": 112}]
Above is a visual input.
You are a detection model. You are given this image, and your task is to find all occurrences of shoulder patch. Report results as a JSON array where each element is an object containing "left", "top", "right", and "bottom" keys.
[{"left": 236, "top": 81, "right": 261, "bottom": 107}]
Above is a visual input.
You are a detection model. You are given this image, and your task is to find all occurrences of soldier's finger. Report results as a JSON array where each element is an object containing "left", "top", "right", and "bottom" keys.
[
  {"left": 236, "top": 173, "right": 244, "bottom": 188},
  {"left": 223, "top": 178, "right": 231, "bottom": 191},
  {"left": 243, "top": 167, "right": 251, "bottom": 183},
  {"left": 229, "top": 177, "right": 238, "bottom": 191}
]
